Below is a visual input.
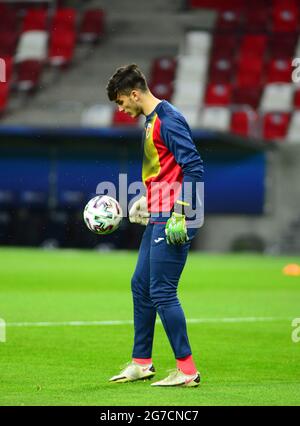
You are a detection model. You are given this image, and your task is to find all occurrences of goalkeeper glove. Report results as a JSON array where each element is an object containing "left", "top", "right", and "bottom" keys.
[
  {"left": 129, "top": 195, "right": 150, "bottom": 226},
  {"left": 165, "top": 212, "right": 189, "bottom": 245}
]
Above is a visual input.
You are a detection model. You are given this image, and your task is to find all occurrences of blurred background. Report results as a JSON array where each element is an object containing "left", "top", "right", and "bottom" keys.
[{"left": 0, "top": 0, "right": 299, "bottom": 254}]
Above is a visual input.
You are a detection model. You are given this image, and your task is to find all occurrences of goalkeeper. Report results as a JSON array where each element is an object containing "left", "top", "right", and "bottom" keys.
[{"left": 106, "top": 64, "right": 204, "bottom": 387}]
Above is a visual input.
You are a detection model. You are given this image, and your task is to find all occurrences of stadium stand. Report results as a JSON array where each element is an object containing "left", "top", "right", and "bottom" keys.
[{"left": 0, "top": 0, "right": 299, "bottom": 143}]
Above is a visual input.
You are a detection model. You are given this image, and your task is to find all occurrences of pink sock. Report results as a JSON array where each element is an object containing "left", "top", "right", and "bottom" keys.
[
  {"left": 133, "top": 358, "right": 152, "bottom": 365},
  {"left": 176, "top": 355, "right": 197, "bottom": 375}
]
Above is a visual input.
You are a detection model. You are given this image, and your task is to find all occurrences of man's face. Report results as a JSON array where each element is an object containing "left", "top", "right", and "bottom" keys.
[{"left": 115, "top": 91, "right": 143, "bottom": 118}]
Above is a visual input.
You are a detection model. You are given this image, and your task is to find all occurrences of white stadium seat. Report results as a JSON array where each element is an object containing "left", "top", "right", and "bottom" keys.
[
  {"left": 260, "top": 83, "right": 294, "bottom": 112},
  {"left": 200, "top": 107, "right": 231, "bottom": 131},
  {"left": 172, "top": 81, "right": 205, "bottom": 108},
  {"left": 175, "top": 55, "right": 209, "bottom": 80},
  {"left": 15, "top": 31, "right": 48, "bottom": 63},
  {"left": 184, "top": 31, "right": 212, "bottom": 56},
  {"left": 287, "top": 111, "right": 300, "bottom": 143},
  {"left": 81, "top": 104, "right": 113, "bottom": 127}
]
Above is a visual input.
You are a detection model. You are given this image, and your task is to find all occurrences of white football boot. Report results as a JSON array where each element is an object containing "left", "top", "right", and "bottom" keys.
[
  {"left": 151, "top": 369, "right": 200, "bottom": 387},
  {"left": 109, "top": 362, "right": 156, "bottom": 383}
]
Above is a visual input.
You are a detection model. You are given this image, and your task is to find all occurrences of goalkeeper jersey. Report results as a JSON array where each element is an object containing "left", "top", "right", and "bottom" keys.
[{"left": 142, "top": 100, "right": 204, "bottom": 213}]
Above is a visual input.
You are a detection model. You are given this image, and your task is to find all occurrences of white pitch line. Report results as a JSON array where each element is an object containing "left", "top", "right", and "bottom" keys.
[{"left": 5, "top": 317, "right": 291, "bottom": 328}]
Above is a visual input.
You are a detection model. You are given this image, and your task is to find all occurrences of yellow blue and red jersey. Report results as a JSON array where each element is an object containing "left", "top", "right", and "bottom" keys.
[{"left": 142, "top": 100, "right": 204, "bottom": 213}]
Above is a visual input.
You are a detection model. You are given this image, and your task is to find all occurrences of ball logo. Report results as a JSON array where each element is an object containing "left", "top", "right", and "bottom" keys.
[
  {"left": 0, "top": 58, "right": 6, "bottom": 83},
  {"left": 291, "top": 318, "right": 300, "bottom": 343}
]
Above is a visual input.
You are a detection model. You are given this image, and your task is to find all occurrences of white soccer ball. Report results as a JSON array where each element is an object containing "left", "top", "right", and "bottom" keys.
[{"left": 83, "top": 195, "right": 123, "bottom": 235}]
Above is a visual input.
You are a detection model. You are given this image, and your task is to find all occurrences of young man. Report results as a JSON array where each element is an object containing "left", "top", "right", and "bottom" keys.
[{"left": 106, "top": 64, "right": 204, "bottom": 387}]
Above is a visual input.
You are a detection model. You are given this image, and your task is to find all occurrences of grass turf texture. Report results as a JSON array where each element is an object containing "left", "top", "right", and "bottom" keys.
[{"left": 0, "top": 248, "right": 299, "bottom": 406}]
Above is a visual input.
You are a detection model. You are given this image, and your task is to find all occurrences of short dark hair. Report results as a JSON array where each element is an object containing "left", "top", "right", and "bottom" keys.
[{"left": 106, "top": 64, "right": 148, "bottom": 101}]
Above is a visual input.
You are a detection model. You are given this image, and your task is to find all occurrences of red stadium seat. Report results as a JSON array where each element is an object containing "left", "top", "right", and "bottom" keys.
[
  {"left": 272, "top": 0, "right": 299, "bottom": 32},
  {"left": 0, "top": 82, "right": 10, "bottom": 114},
  {"left": 188, "top": 0, "right": 246, "bottom": 11},
  {"left": 51, "top": 8, "right": 77, "bottom": 33},
  {"left": 232, "top": 86, "right": 262, "bottom": 109},
  {"left": 239, "top": 35, "right": 267, "bottom": 59},
  {"left": 236, "top": 56, "right": 264, "bottom": 87},
  {"left": 294, "top": 87, "right": 300, "bottom": 108},
  {"left": 49, "top": 8, "right": 77, "bottom": 66},
  {"left": 16, "top": 60, "right": 43, "bottom": 91},
  {"left": 49, "top": 30, "right": 76, "bottom": 66},
  {"left": 150, "top": 57, "right": 176, "bottom": 85},
  {"left": 113, "top": 110, "right": 139, "bottom": 126},
  {"left": 244, "top": 7, "right": 271, "bottom": 32},
  {"left": 231, "top": 111, "right": 258, "bottom": 137},
  {"left": 0, "top": 7, "right": 19, "bottom": 31},
  {"left": 209, "top": 54, "right": 236, "bottom": 83},
  {"left": 212, "top": 34, "right": 238, "bottom": 56},
  {"left": 0, "top": 31, "right": 19, "bottom": 57},
  {"left": 263, "top": 112, "right": 290, "bottom": 140},
  {"left": 205, "top": 83, "right": 232, "bottom": 106},
  {"left": 79, "top": 9, "right": 105, "bottom": 42},
  {"left": 268, "top": 33, "right": 297, "bottom": 58},
  {"left": 216, "top": 9, "right": 243, "bottom": 31},
  {"left": 22, "top": 9, "right": 48, "bottom": 32},
  {"left": 266, "top": 58, "right": 293, "bottom": 83}
]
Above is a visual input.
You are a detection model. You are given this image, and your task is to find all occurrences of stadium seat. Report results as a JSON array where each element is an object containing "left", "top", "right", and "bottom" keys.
[
  {"left": 81, "top": 104, "right": 113, "bottom": 127},
  {"left": 150, "top": 57, "right": 176, "bottom": 85},
  {"left": 188, "top": 0, "right": 246, "bottom": 11},
  {"left": 113, "top": 110, "right": 139, "bottom": 126},
  {"left": 200, "top": 107, "right": 231, "bottom": 131},
  {"left": 0, "top": 6, "right": 19, "bottom": 31},
  {"left": 15, "top": 31, "right": 48, "bottom": 63},
  {"left": 0, "top": 82, "right": 10, "bottom": 114},
  {"left": 293, "top": 86, "right": 300, "bottom": 108},
  {"left": 176, "top": 56, "right": 209, "bottom": 81},
  {"left": 231, "top": 110, "right": 258, "bottom": 137},
  {"left": 212, "top": 34, "right": 238, "bottom": 56},
  {"left": 51, "top": 8, "right": 77, "bottom": 33},
  {"left": 287, "top": 111, "right": 300, "bottom": 143},
  {"left": 232, "top": 86, "right": 262, "bottom": 109},
  {"left": 268, "top": 33, "right": 297, "bottom": 58},
  {"left": 22, "top": 9, "right": 48, "bottom": 32},
  {"left": 216, "top": 9, "right": 243, "bottom": 31},
  {"left": 244, "top": 7, "right": 271, "bottom": 32},
  {"left": 49, "top": 30, "right": 76, "bottom": 66},
  {"left": 0, "top": 31, "right": 19, "bottom": 57},
  {"left": 173, "top": 81, "right": 206, "bottom": 107},
  {"left": 184, "top": 31, "right": 212, "bottom": 56},
  {"left": 265, "top": 58, "right": 293, "bottom": 83},
  {"left": 260, "top": 83, "right": 294, "bottom": 112},
  {"left": 239, "top": 35, "right": 267, "bottom": 59},
  {"left": 16, "top": 60, "right": 43, "bottom": 91},
  {"left": 205, "top": 83, "right": 232, "bottom": 106},
  {"left": 79, "top": 9, "right": 105, "bottom": 42},
  {"left": 263, "top": 112, "right": 291, "bottom": 140},
  {"left": 209, "top": 54, "right": 236, "bottom": 83},
  {"left": 236, "top": 56, "right": 264, "bottom": 87},
  {"left": 271, "top": 0, "right": 299, "bottom": 32}
]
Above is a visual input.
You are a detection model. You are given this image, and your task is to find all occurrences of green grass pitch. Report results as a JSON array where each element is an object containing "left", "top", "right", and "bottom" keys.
[{"left": 0, "top": 248, "right": 300, "bottom": 406}]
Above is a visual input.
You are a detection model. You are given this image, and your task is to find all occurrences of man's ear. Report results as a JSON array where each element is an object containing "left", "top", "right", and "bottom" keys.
[{"left": 131, "top": 90, "right": 140, "bottom": 102}]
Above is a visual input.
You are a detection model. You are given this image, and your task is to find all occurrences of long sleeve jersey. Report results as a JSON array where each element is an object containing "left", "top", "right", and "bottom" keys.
[{"left": 142, "top": 100, "right": 204, "bottom": 214}]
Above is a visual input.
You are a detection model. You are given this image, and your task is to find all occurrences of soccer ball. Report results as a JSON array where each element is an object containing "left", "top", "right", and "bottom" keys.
[{"left": 83, "top": 195, "right": 123, "bottom": 235}]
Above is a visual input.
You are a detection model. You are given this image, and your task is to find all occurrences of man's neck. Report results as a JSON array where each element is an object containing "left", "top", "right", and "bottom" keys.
[{"left": 142, "top": 93, "right": 162, "bottom": 116}]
